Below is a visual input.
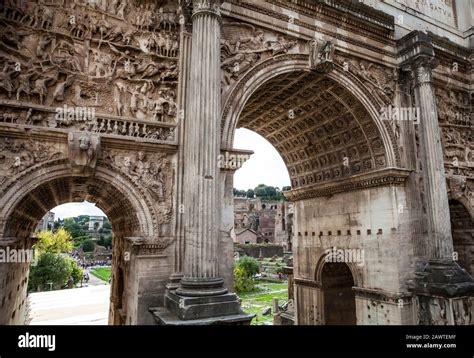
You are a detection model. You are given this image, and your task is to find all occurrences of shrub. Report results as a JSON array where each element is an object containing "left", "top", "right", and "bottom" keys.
[
  {"left": 97, "top": 235, "right": 112, "bottom": 248},
  {"left": 234, "top": 266, "right": 255, "bottom": 293},
  {"left": 67, "top": 258, "right": 83, "bottom": 284},
  {"left": 72, "top": 235, "right": 89, "bottom": 249},
  {"left": 234, "top": 256, "right": 260, "bottom": 293},
  {"left": 236, "top": 256, "right": 260, "bottom": 277},
  {"left": 28, "top": 252, "right": 73, "bottom": 292},
  {"left": 82, "top": 239, "right": 95, "bottom": 252}
]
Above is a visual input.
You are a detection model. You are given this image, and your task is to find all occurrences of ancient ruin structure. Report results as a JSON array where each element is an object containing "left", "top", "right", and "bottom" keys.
[{"left": 0, "top": 0, "right": 472, "bottom": 325}]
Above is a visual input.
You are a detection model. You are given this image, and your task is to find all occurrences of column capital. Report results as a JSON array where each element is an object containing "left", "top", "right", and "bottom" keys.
[
  {"left": 412, "top": 58, "right": 437, "bottom": 86},
  {"left": 192, "top": 0, "right": 222, "bottom": 19}
]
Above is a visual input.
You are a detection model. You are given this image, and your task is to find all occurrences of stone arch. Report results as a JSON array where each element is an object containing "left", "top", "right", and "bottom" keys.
[
  {"left": 320, "top": 261, "right": 357, "bottom": 325},
  {"left": 314, "top": 255, "right": 360, "bottom": 325},
  {"left": 448, "top": 193, "right": 474, "bottom": 222},
  {"left": 0, "top": 159, "right": 156, "bottom": 240},
  {"left": 314, "top": 253, "right": 363, "bottom": 288},
  {"left": 0, "top": 159, "right": 162, "bottom": 325},
  {"left": 221, "top": 54, "right": 401, "bottom": 182},
  {"left": 449, "top": 199, "right": 474, "bottom": 276}
]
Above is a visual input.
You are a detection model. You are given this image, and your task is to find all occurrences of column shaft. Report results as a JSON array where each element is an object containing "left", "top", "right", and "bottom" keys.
[
  {"left": 413, "top": 64, "right": 453, "bottom": 261},
  {"left": 182, "top": 2, "right": 222, "bottom": 282}
]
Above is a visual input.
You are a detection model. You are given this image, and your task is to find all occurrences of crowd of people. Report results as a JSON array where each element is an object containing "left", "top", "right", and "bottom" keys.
[
  {"left": 69, "top": 251, "right": 111, "bottom": 286},
  {"left": 70, "top": 250, "right": 111, "bottom": 269}
]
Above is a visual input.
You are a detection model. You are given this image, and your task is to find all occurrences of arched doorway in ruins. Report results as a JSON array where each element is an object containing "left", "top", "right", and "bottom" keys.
[
  {"left": 321, "top": 262, "right": 356, "bottom": 325},
  {"left": 221, "top": 55, "right": 411, "bottom": 325},
  {"left": 450, "top": 200, "right": 474, "bottom": 276},
  {"left": 0, "top": 158, "right": 159, "bottom": 325}
]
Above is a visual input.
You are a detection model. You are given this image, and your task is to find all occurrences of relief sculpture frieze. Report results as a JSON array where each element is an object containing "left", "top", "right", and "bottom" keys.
[{"left": 0, "top": 0, "right": 181, "bottom": 143}]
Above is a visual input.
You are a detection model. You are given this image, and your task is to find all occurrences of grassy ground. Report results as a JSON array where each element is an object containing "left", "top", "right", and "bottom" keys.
[
  {"left": 239, "top": 281, "right": 288, "bottom": 325},
  {"left": 89, "top": 267, "right": 287, "bottom": 325},
  {"left": 90, "top": 267, "right": 112, "bottom": 282}
]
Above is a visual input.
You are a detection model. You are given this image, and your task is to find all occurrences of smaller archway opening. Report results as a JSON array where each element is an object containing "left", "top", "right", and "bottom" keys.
[
  {"left": 322, "top": 262, "right": 356, "bottom": 325},
  {"left": 27, "top": 202, "right": 113, "bottom": 325},
  {"left": 0, "top": 174, "right": 148, "bottom": 325},
  {"left": 450, "top": 200, "right": 474, "bottom": 276}
]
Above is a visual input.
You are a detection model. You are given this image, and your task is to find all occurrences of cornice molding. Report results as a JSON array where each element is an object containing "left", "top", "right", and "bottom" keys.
[
  {"left": 271, "top": 0, "right": 394, "bottom": 34},
  {"left": 397, "top": 31, "right": 437, "bottom": 69},
  {"left": 219, "top": 148, "right": 254, "bottom": 172},
  {"left": 285, "top": 168, "right": 411, "bottom": 201},
  {"left": 294, "top": 278, "right": 321, "bottom": 289},
  {"left": 352, "top": 287, "right": 413, "bottom": 305}
]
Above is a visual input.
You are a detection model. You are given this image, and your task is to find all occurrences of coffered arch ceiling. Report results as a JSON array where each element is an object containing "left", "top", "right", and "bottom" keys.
[{"left": 237, "top": 70, "right": 388, "bottom": 189}]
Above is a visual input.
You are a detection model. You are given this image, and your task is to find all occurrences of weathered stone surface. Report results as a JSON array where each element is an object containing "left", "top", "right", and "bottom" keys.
[{"left": 0, "top": 0, "right": 472, "bottom": 326}]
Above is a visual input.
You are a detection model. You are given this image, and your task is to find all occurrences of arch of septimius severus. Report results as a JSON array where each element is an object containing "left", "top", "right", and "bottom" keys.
[{"left": 0, "top": 0, "right": 472, "bottom": 326}]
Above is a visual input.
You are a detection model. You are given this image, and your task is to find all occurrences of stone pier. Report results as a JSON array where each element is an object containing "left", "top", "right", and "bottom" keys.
[
  {"left": 399, "top": 31, "right": 474, "bottom": 324},
  {"left": 151, "top": 0, "right": 252, "bottom": 325}
]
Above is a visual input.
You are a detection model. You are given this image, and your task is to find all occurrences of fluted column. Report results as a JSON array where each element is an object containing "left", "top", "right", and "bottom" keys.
[
  {"left": 398, "top": 30, "right": 473, "bottom": 305},
  {"left": 412, "top": 59, "right": 454, "bottom": 262},
  {"left": 177, "top": 0, "right": 226, "bottom": 296}
]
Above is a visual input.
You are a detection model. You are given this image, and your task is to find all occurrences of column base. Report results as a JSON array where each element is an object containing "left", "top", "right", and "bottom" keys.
[
  {"left": 166, "top": 272, "right": 184, "bottom": 291},
  {"left": 149, "top": 287, "right": 254, "bottom": 325},
  {"left": 408, "top": 260, "right": 474, "bottom": 297},
  {"left": 150, "top": 306, "right": 254, "bottom": 325},
  {"left": 150, "top": 276, "right": 254, "bottom": 324},
  {"left": 176, "top": 277, "right": 228, "bottom": 297},
  {"left": 162, "top": 290, "right": 245, "bottom": 321}
]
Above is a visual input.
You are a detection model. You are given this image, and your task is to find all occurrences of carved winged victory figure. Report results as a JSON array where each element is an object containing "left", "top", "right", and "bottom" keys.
[{"left": 221, "top": 23, "right": 267, "bottom": 85}]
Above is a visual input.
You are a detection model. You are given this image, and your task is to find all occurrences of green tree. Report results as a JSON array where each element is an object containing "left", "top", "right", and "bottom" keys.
[
  {"left": 103, "top": 220, "right": 112, "bottom": 231},
  {"left": 233, "top": 188, "right": 248, "bottom": 197},
  {"left": 254, "top": 186, "right": 267, "bottom": 198},
  {"left": 246, "top": 189, "right": 255, "bottom": 198},
  {"left": 62, "top": 218, "right": 86, "bottom": 238},
  {"left": 72, "top": 235, "right": 90, "bottom": 249},
  {"left": 264, "top": 186, "right": 277, "bottom": 198},
  {"left": 28, "top": 252, "right": 73, "bottom": 291},
  {"left": 67, "top": 258, "right": 83, "bottom": 284},
  {"left": 98, "top": 235, "right": 112, "bottom": 248},
  {"left": 236, "top": 256, "right": 260, "bottom": 277},
  {"left": 77, "top": 215, "right": 90, "bottom": 225},
  {"left": 82, "top": 239, "right": 95, "bottom": 252},
  {"left": 34, "top": 228, "right": 73, "bottom": 254}
]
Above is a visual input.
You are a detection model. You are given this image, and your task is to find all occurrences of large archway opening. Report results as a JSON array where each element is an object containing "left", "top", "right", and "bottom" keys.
[
  {"left": 0, "top": 173, "right": 150, "bottom": 325},
  {"left": 233, "top": 70, "right": 390, "bottom": 189},
  {"left": 321, "top": 262, "right": 356, "bottom": 325},
  {"left": 225, "top": 61, "right": 400, "bottom": 325}
]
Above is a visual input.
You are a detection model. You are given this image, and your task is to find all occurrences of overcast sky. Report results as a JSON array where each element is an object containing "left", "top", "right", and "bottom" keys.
[
  {"left": 50, "top": 128, "right": 290, "bottom": 219},
  {"left": 52, "top": 202, "right": 106, "bottom": 220},
  {"left": 233, "top": 128, "right": 290, "bottom": 190}
]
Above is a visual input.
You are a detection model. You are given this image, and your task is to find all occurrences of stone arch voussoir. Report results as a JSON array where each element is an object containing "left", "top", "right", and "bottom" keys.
[{"left": 221, "top": 54, "right": 400, "bottom": 169}]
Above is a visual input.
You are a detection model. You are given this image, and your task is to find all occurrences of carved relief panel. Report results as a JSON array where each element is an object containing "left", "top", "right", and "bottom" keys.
[
  {"left": 100, "top": 148, "right": 175, "bottom": 237},
  {"left": 220, "top": 18, "right": 298, "bottom": 90},
  {"left": 0, "top": 0, "right": 181, "bottom": 142},
  {"left": 436, "top": 87, "right": 473, "bottom": 178},
  {"left": 0, "top": 136, "right": 63, "bottom": 188}
]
